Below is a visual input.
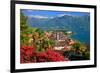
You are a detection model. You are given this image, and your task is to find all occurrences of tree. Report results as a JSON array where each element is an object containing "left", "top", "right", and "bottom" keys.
[
  {"left": 20, "top": 12, "right": 28, "bottom": 31},
  {"left": 20, "top": 11, "right": 30, "bottom": 45}
]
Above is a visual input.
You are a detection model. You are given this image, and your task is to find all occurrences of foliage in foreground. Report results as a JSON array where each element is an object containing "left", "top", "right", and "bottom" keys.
[{"left": 20, "top": 45, "right": 66, "bottom": 63}]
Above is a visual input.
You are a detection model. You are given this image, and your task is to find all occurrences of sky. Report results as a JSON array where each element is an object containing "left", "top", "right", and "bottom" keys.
[{"left": 21, "top": 9, "right": 90, "bottom": 19}]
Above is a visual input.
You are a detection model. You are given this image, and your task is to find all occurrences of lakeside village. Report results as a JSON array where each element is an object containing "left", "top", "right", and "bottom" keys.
[{"left": 20, "top": 13, "right": 90, "bottom": 63}]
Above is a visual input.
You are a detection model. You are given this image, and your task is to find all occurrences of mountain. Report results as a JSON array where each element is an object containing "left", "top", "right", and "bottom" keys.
[{"left": 27, "top": 14, "right": 90, "bottom": 44}]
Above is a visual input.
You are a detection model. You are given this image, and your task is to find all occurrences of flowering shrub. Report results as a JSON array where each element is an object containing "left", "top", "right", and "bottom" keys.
[
  {"left": 36, "top": 49, "right": 66, "bottom": 62},
  {"left": 46, "top": 49, "right": 66, "bottom": 62},
  {"left": 20, "top": 45, "right": 36, "bottom": 63},
  {"left": 36, "top": 52, "right": 48, "bottom": 62},
  {"left": 20, "top": 45, "right": 67, "bottom": 63}
]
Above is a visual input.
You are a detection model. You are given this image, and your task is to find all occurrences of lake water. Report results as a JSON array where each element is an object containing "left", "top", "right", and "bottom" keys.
[{"left": 71, "top": 31, "right": 90, "bottom": 44}]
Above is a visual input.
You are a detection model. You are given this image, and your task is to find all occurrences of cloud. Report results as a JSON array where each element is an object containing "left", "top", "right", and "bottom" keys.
[
  {"left": 28, "top": 15, "right": 49, "bottom": 19},
  {"left": 57, "top": 13, "right": 78, "bottom": 17},
  {"left": 28, "top": 15, "right": 53, "bottom": 19},
  {"left": 26, "top": 10, "right": 34, "bottom": 12},
  {"left": 57, "top": 14, "right": 67, "bottom": 17}
]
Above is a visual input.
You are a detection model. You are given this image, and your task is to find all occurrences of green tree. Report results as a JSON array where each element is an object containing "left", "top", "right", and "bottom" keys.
[
  {"left": 20, "top": 11, "right": 30, "bottom": 45},
  {"left": 20, "top": 12, "right": 28, "bottom": 31}
]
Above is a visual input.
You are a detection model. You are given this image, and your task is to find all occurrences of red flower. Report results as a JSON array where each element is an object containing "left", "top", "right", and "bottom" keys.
[
  {"left": 20, "top": 45, "right": 68, "bottom": 63},
  {"left": 20, "top": 45, "right": 36, "bottom": 63},
  {"left": 36, "top": 52, "right": 47, "bottom": 58},
  {"left": 46, "top": 49, "right": 66, "bottom": 62}
]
